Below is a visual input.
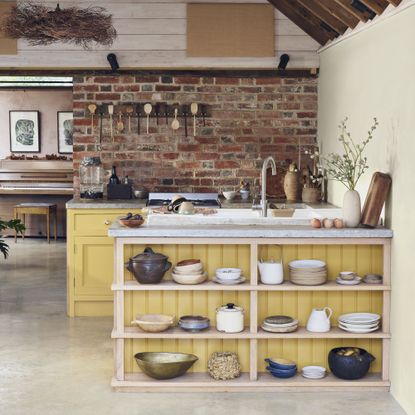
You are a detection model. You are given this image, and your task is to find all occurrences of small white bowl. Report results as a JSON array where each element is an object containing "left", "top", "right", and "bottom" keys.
[
  {"left": 216, "top": 268, "right": 242, "bottom": 280},
  {"left": 222, "top": 190, "right": 239, "bottom": 200}
]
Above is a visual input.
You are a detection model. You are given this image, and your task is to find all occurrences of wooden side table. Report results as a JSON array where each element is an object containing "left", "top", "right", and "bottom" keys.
[{"left": 13, "top": 203, "right": 57, "bottom": 243}]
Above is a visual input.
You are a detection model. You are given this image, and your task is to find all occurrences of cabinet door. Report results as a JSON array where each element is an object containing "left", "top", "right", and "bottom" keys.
[{"left": 74, "top": 236, "right": 114, "bottom": 296}]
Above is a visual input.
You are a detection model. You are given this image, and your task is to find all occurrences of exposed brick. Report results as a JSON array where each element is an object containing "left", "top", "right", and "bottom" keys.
[{"left": 72, "top": 73, "right": 317, "bottom": 195}]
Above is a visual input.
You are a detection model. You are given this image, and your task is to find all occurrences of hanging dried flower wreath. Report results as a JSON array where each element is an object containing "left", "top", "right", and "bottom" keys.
[{"left": 1, "top": 2, "right": 117, "bottom": 49}]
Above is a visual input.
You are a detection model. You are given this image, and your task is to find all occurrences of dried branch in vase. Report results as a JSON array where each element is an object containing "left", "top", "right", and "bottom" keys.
[{"left": 1, "top": 2, "right": 117, "bottom": 49}]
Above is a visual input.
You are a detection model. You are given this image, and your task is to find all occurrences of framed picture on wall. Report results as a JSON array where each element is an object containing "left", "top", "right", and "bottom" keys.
[
  {"left": 9, "top": 110, "right": 40, "bottom": 153},
  {"left": 57, "top": 111, "right": 73, "bottom": 154}
]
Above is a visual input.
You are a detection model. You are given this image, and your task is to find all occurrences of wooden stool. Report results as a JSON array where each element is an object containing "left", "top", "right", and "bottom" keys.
[{"left": 14, "top": 203, "right": 57, "bottom": 243}]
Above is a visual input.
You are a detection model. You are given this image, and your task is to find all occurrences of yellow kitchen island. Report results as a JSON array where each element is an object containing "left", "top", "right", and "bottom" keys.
[{"left": 108, "top": 221, "right": 392, "bottom": 392}]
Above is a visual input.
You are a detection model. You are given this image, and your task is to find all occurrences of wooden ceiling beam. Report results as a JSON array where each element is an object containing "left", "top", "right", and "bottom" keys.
[
  {"left": 359, "top": 0, "right": 389, "bottom": 14},
  {"left": 267, "top": 0, "right": 336, "bottom": 45},
  {"left": 296, "top": 0, "right": 348, "bottom": 34},
  {"left": 386, "top": 0, "right": 402, "bottom": 6},
  {"left": 318, "top": 0, "right": 360, "bottom": 28},
  {"left": 333, "top": 0, "right": 373, "bottom": 22}
]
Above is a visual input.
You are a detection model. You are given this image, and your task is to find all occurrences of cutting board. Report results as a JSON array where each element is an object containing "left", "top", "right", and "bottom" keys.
[{"left": 361, "top": 172, "right": 392, "bottom": 228}]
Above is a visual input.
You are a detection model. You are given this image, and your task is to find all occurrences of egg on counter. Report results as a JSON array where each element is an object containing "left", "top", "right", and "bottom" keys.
[{"left": 310, "top": 218, "right": 321, "bottom": 228}]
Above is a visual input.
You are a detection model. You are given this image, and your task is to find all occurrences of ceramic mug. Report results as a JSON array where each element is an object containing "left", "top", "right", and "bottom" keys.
[
  {"left": 306, "top": 307, "right": 332, "bottom": 333},
  {"left": 178, "top": 201, "right": 195, "bottom": 215}
]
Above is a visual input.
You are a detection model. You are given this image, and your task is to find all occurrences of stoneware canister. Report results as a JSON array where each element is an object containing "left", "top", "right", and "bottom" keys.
[
  {"left": 216, "top": 303, "right": 244, "bottom": 333},
  {"left": 306, "top": 307, "right": 332, "bottom": 333},
  {"left": 343, "top": 190, "right": 361, "bottom": 227}
]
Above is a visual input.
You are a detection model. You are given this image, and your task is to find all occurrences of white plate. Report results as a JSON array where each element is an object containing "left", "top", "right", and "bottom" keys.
[
  {"left": 336, "top": 277, "right": 362, "bottom": 285},
  {"left": 338, "top": 320, "right": 379, "bottom": 329},
  {"left": 302, "top": 373, "right": 326, "bottom": 379},
  {"left": 338, "top": 325, "right": 380, "bottom": 333},
  {"left": 289, "top": 259, "right": 326, "bottom": 269},
  {"left": 338, "top": 313, "right": 381, "bottom": 324},
  {"left": 262, "top": 319, "right": 299, "bottom": 328},
  {"left": 302, "top": 365, "right": 326, "bottom": 373},
  {"left": 212, "top": 276, "right": 246, "bottom": 285}
]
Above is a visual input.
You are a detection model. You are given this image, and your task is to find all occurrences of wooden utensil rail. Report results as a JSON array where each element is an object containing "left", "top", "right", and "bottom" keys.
[{"left": 111, "top": 236, "right": 391, "bottom": 392}]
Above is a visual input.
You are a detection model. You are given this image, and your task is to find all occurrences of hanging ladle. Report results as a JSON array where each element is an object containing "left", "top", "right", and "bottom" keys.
[
  {"left": 144, "top": 103, "right": 152, "bottom": 134},
  {"left": 108, "top": 104, "right": 114, "bottom": 139},
  {"left": 190, "top": 102, "right": 198, "bottom": 136},
  {"left": 88, "top": 103, "right": 97, "bottom": 134},
  {"left": 171, "top": 108, "right": 180, "bottom": 131}
]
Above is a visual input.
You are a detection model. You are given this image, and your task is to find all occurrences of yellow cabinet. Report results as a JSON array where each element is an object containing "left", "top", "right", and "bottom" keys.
[
  {"left": 74, "top": 236, "right": 114, "bottom": 296},
  {"left": 67, "top": 208, "right": 136, "bottom": 317}
]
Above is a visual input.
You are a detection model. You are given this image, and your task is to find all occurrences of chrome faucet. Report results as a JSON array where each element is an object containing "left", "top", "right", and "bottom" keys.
[{"left": 261, "top": 156, "right": 277, "bottom": 217}]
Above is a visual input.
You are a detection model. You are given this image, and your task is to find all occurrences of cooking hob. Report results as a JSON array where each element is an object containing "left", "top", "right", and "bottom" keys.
[{"left": 147, "top": 192, "right": 221, "bottom": 208}]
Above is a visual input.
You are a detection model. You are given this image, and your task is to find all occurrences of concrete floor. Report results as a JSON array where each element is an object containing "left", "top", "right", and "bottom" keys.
[{"left": 0, "top": 239, "right": 407, "bottom": 415}]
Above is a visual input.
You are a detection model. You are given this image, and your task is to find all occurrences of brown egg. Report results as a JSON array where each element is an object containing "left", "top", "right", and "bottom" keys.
[
  {"left": 310, "top": 218, "right": 321, "bottom": 228},
  {"left": 322, "top": 218, "right": 333, "bottom": 229},
  {"left": 333, "top": 218, "right": 344, "bottom": 229}
]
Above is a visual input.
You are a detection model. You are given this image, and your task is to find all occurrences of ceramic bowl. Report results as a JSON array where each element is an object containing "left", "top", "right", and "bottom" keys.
[
  {"left": 215, "top": 268, "right": 242, "bottom": 280},
  {"left": 119, "top": 218, "right": 145, "bottom": 228},
  {"left": 266, "top": 366, "right": 297, "bottom": 378},
  {"left": 131, "top": 314, "right": 175, "bottom": 332},
  {"left": 265, "top": 357, "right": 297, "bottom": 370},
  {"left": 134, "top": 352, "right": 198, "bottom": 380},
  {"left": 179, "top": 315, "right": 210, "bottom": 332},
  {"left": 171, "top": 272, "right": 207, "bottom": 285},
  {"left": 222, "top": 190, "right": 239, "bottom": 200},
  {"left": 174, "top": 263, "right": 204, "bottom": 274}
]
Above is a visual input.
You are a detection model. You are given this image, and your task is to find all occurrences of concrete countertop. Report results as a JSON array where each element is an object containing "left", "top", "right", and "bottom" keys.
[
  {"left": 66, "top": 197, "right": 338, "bottom": 210},
  {"left": 108, "top": 222, "right": 393, "bottom": 238}
]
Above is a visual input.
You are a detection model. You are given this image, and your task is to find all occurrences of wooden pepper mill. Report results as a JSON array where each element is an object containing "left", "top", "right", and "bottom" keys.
[{"left": 284, "top": 163, "right": 300, "bottom": 201}]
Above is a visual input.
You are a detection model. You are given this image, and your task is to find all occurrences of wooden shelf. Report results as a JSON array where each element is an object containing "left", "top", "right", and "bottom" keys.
[
  {"left": 112, "top": 326, "right": 251, "bottom": 339},
  {"left": 112, "top": 280, "right": 390, "bottom": 291},
  {"left": 111, "top": 372, "right": 390, "bottom": 392},
  {"left": 112, "top": 326, "right": 390, "bottom": 339}
]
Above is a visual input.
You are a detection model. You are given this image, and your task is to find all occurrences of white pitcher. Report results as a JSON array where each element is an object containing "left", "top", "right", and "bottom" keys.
[
  {"left": 258, "top": 259, "right": 284, "bottom": 285},
  {"left": 306, "top": 307, "right": 332, "bottom": 333}
]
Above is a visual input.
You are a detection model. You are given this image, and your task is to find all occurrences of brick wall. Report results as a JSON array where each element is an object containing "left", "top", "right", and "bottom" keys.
[{"left": 72, "top": 73, "right": 317, "bottom": 197}]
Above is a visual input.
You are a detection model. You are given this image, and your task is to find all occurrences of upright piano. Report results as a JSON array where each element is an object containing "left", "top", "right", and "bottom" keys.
[{"left": 0, "top": 160, "right": 73, "bottom": 237}]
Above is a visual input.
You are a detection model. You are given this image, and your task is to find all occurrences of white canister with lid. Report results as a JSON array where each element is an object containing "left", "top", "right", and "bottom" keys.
[{"left": 216, "top": 303, "right": 244, "bottom": 333}]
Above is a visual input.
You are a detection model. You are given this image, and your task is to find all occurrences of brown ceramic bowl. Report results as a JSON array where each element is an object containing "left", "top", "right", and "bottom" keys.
[
  {"left": 177, "top": 259, "right": 200, "bottom": 267},
  {"left": 119, "top": 218, "right": 145, "bottom": 228}
]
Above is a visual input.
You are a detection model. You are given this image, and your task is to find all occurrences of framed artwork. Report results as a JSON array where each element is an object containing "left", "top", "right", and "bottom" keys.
[
  {"left": 57, "top": 111, "right": 73, "bottom": 154},
  {"left": 9, "top": 110, "right": 40, "bottom": 153}
]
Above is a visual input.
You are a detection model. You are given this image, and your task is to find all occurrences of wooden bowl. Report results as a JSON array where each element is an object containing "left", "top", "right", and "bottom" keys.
[{"left": 119, "top": 218, "right": 144, "bottom": 228}]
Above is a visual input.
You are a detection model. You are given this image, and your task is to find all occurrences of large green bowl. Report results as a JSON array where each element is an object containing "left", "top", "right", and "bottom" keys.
[{"left": 134, "top": 352, "right": 198, "bottom": 380}]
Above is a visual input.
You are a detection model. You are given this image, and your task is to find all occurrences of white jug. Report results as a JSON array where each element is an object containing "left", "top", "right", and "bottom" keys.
[
  {"left": 258, "top": 259, "right": 284, "bottom": 285},
  {"left": 306, "top": 307, "right": 332, "bottom": 333}
]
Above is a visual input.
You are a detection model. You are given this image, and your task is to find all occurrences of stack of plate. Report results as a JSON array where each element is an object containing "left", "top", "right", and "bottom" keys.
[
  {"left": 301, "top": 366, "right": 326, "bottom": 379},
  {"left": 172, "top": 259, "right": 207, "bottom": 285},
  {"left": 289, "top": 260, "right": 327, "bottom": 286},
  {"left": 338, "top": 313, "right": 381, "bottom": 333},
  {"left": 212, "top": 268, "right": 245, "bottom": 285},
  {"left": 261, "top": 315, "right": 298, "bottom": 333}
]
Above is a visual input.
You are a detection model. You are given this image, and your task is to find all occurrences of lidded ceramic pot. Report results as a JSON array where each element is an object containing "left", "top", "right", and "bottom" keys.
[
  {"left": 216, "top": 303, "right": 244, "bottom": 333},
  {"left": 126, "top": 247, "right": 171, "bottom": 284}
]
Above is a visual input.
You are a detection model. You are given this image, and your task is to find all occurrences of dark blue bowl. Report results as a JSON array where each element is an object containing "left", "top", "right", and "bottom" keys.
[
  {"left": 266, "top": 366, "right": 297, "bottom": 378},
  {"left": 265, "top": 358, "right": 297, "bottom": 371}
]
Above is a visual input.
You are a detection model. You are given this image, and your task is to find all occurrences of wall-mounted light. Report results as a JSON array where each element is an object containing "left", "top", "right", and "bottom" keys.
[
  {"left": 107, "top": 53, "right": 119, "bottom": 72},
  {"left": 278, "top": 54, "right": 290, "bottom": 71}
]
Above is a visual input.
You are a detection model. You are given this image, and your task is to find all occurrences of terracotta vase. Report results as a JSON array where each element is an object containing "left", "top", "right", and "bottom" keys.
[
  {"left": 284, "top": 171, "right": 300, "bottom": 201},
  {"left": 343, "top": 190, "right": 361, "bottom": 227},
  {"left": 302, "top": 187, "right": 321, "bottom": 204}
]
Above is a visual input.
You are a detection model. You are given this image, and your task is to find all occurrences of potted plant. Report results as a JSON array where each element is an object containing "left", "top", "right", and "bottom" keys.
[
  {"left": 0, "top": 218, "right": 25, "bottom": 259},
  {"left": 324, "top": 117, "right": 378, "bottom": 227}
]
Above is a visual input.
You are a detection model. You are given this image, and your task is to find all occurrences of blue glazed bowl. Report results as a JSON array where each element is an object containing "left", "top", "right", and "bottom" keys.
[
  {"left": 265, "top": 358, "right": 297, "bottom": 371},
  {"left": 178, "top": 315, "right": 210, "bottom": 332},
  {"left": 266, "top": 366, "right": 297, "bottom": 378}
]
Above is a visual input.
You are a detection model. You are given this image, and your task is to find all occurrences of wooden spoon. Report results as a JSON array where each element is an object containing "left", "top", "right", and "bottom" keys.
[
  {"left": 117, "top": 112, "right": 124, "bottom": 133},
  {"left": 88, "top": 104, "right": 97, "bottom": 133},
  {"left": 190, "top": 102, "right": 198, "bottom": 136},
  {"left": 126, "top": 106, "right": 134, "bottom": 133},
  {"left": 171, "top": 108, "right": 180, "bottom": 131},
  {"left": 144, "top": 103, "right": 152, "bottom": 134}
]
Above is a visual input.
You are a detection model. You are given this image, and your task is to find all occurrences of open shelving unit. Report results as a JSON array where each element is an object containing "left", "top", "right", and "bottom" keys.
[{"left": 111, "top": 236, "right": 391, "bottom": 392}]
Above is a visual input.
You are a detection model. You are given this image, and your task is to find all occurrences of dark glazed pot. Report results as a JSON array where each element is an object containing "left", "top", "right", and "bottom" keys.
[
  {"left": 328, "top": 347, "right": 375, "bottom": 380},
  {"left": 126, "top": 247, "right": 171, "bottom": 284}
]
